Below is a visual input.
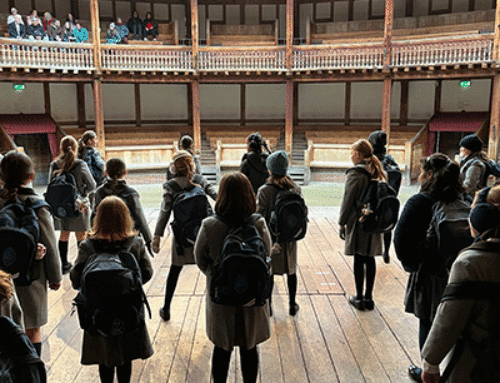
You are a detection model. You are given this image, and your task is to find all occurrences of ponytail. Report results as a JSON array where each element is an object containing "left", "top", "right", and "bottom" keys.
[
  {"left": 105, "top": 158, "right": 126, "bottom": 193},
  {"left": 0, "top": 150, "right": 34, "bottom": 201},
  {"left": 78, "top": 130, "right": 96, "bottom": 159},
  {"left": 56, "top": 136, "right": 78, "bottom": 174},
  {"left": 351, "top": 139, "right": 387, "bottom": 181}
]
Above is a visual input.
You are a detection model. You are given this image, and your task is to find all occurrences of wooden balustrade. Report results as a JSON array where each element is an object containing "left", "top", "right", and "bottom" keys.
[
  {"left": 0, "top": 38, "right": 94, "bottom": 71},
  {"left": 101, "top": 45, "right": 193, "bottom": 72},
  {"left": 198, "top": 46, "right": 285, "bottom": 72},
  {"left": 293, "top": 43, "right": 385, "bottom": 71}
]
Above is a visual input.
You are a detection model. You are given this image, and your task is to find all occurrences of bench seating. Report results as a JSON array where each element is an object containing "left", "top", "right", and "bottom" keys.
[
  {"left": 204, "top": 128, "right": 281, "bottom": 150},
  {"left": 206, "top": 20, "right": 278, "bottom": 46}
]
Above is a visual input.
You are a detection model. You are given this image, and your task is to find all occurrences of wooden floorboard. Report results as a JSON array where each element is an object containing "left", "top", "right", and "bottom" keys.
[{"left": 41, "top": 207, "right": 419, "bottom": 382}]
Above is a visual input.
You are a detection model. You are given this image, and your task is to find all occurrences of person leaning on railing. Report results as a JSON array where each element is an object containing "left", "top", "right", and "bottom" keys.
[
  {"left": 72, "top": 21, "right": 89, "bottom": 43},
  {"left": 26, "top": 17, "right": 46, "bottom": 41},
  {"left": 105, "top": 23, "right": 122, "bottom": 45},
  {"left": 47, "top": 19, "right": 63, "bottom": 42},
  {"left": 61, "top": 21, "right": 76, "bottom": 42}
]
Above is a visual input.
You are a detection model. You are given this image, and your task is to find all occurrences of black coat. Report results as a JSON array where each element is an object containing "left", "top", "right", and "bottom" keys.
[
  {"left": 8, "top": 23, "right": 26, "bottom": 39},
  {"left": 27, "top": 24, "right": 45, "bottom": 39},
  {"left": 240, "top": 152, "right": 269, "bottom": 194}
]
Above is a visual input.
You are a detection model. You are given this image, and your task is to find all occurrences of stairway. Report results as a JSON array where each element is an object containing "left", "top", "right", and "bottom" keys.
[
  {"left": 199, "top": 133, "right": 218, "bottom": 183},
  {"left": 275, "top": 132, "right": 309, "bottom": 185}
]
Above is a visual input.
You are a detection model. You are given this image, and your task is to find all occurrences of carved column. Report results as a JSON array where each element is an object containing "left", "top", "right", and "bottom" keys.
[
  {"left": 381, "top": 77, "right": 392, "bottom": 144},
  {"left": 286, "top": 0, "right": 294, "bottom": 71},
  {"left": 285, "top": 80, "right": 294, "bottom": 155},
  {"left": 191, "top": 0, "right": 199, "bottom": 70},
  {"left": 90, "top": 0, "right": 102, "bottom": 71},
  {"left": 192, "top": 80, "right": 201, "bottom": 153},
  {"left": 383, "top": 0, "right": 394, "bottom": 69},
  {"left": 93, "top": 79, "right": 105, "bottom": 155}
]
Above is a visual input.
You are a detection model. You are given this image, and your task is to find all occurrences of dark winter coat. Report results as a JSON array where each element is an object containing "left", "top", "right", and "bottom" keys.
[
  {"left": 460, "top": 153, "right": 487, "bottom": 197},
  {"left": 240, "top": 152, "right": 269, "bottom": 194},
  {"left": 8, "top": 22, "right": 26, "bottom": 39},
  {"left": 70, "top": 236, "right": 154, "bottom": 367},
  {"left": 127, "top": 16, "right": 143, "bottom": 33},
  {"left": 27, "top": 24, "right": 45, "bottom": 39},
  {"left": 79, "top": 146, "right": 106, "bottom": 186}
]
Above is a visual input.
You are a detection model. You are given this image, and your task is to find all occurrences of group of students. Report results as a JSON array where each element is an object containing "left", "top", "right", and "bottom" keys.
[
  {"left": 7, "top": 7, "right": 88, "bottom": 43},
  {"left": 105, "top": 11, "right": 159, "bottom": 43}
]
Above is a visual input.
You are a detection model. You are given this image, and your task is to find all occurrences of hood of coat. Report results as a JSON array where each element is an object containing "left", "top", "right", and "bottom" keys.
[
  {"left": 245, "top": 152, "right": 268, "bottom": 172},
  {"left": 368, "top": 131, "right": 387, "bottom": 157}
]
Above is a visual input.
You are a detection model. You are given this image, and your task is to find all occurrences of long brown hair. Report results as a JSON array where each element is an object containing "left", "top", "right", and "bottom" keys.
[
  {"left": 351, "top": 139, "right": 387, "bottom": 181},
  {"left": 173, "top": 153, "right": 195, "bottom": 185},
  {"left": 56, "top": 136, "right": 78, "bottom": 174},
  {"left": 78, "top": 130, "right": 96, "bottom": 159},
  {"left": 89, "top": 196, "right": 138, "bottom": 242},
  {"left": 105, "top": 158, "right": 126, "bottom": 193},
  {"left": 215, "top": 172, "right": 256, "bottom": 223},
  {"left": 267, "top": 174, "right": 295, "bottom": 191},
  {"left": 420, "top": 153, "right": 463, "bottom": 203},
  {"left": 0, "top": 150, "right": 34, "bottom": 201},
  {"left": 0, "top": 270, "right": 14, "bottom": 301}
]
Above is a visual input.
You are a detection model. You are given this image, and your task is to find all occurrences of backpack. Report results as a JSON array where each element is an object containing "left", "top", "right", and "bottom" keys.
[
  {"left": 424, "top": 198, "right": 473, "bottom": 274},
  {"left": 0, "top": 316, "right": 47, "bottom": 383},
  {"left": 73, "top": 240, "right": 151, "bottom": 337},
  {"left": 381, "top": 156, "right": 402, "bottom": 195},
  {"left": 483, "top": 159, "right": 500, "bottom": 184},
  {"left": 169, "top": 175, "right": 213, "bottom": 253},
  {"left": 210, "top": 214, "right": 272, "bottom": 307},
  {"left": 268, "top": 185, "right": 308, "bottom": 243},
  {"left": 0, "top": 198, "right": 48, "bottom": 286},
  {"left": 84, "top": 149, "right": 105, "bottom": 186},
  {"left": 355, "top": 168, "right": 400, "bottom": 234},
  {"left": 44, "top": 171, "right": 79, "bottom": 219}
]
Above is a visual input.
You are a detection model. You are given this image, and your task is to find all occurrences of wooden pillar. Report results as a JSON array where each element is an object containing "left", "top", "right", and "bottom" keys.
[
  {"left": 286, "top": 0, "right": 294, "bottom": 71},
  {"left": 192, "top": 80, "right": 201, "bottom": 153},
  {"left": 77, "top": 83, "right": 86, "bottom": 128},
  {"left": 381, "top": 77, "right": 392, "bottom": 144},
  {"left": 240, "top": 4, "right": 245, "bottom": 24},
  {"left": 405, "top": 0, "right": 413, "bottom": 17},
  {"left": 383, "top": 0, "right": 394, "bottom": 68},
  {"left": 400, "top": 80, "right": 409, "bottom": 126},
  {"left": 345, "top": 82, "right": 351, "bottom": 126},
  {"left": 494, "top": 0, "right": 500, "bottom": 61},
  {"left": 285, "top": 80, "right": 294, "bottom": 155},
  {"left": 434, "top": 80, "right": 442, "bottom": 114},
  {"left": 93, "top": 79, "right": 105, "bottom": 154},
  {"left": 90, "top": 0, "right": 102, "bottom": 71},
  {"left": 31, "top": 0, "right": 36, "bottom": 11},
  {"left": 135, "top": 84, "right": 141, "bottom": 127},
  {"left": 489, "top": 74, "right": 500, "bottom": 160},
  {"left": 44, "top": 83, "right": 51, "bottom": 116},
  {"left": 240, "top": 84, "right": 246, "bottom": 126},
  {"left": 191, "top": 0, "right": 199, "bottom": 70}
]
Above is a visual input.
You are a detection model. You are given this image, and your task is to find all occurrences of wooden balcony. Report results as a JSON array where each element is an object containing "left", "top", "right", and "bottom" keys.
[{"left": 198, "top": 46, "right": 285, "bottom": 72}]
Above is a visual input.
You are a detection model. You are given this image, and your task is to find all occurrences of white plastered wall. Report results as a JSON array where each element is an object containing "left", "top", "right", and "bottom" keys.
[
  {"left": 140, "top": 84, "right": 188, "bottom": 120},
  {"left": 246, "top": 84, "right": 286, "bottom": 120},
  {"left": 0, "top": 83, "right": 45, "bottom": 114},
  {"left": 50, "top": 84, "right": 78, "bottom": 121},
  {"left": 351, "top": 82, "right": 383, "bottom": 120},
  {"left": 298, "top": 83, "right": 345, "bottom": 120},
  {"left": 101, "top": 84, "right": 135, "bottom": 121},
  {"left": 441, "top": 79, "right": 491, "bottom": 112},
  {"left": 200, "top": 84, "right": 240, "bottom": 120},
  {"left": 408, "top": 81, "right": 435, "bottom": 120}
]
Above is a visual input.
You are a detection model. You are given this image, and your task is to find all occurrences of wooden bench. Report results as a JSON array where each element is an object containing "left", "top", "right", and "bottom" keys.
[
  {"left": 104, "top": 144, "right": 177, "bottom": 171},
  {"left": 206, "top": 20, "right": 278, "bottom": 46},
  {"left": 95, "top": 21, "right": 178, "bottom": 45},
  {"left": 204, "top": 128, "right": 281, "bottom": 150}
]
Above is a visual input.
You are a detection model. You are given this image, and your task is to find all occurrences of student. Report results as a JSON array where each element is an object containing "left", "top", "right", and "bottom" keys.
[
  {"left": 194, "top": 172, "right": 272, "bottom": 383},
  {"left": 47, "top": 19, "right": 63, "bottom": 41},
  {"left": 27, "top": 17, "right": 45, "bottom": 41},
  {"left": 7, "top": 7, "right": 22, "bottom": 25},
  {"left": 65, "top": 13, "right": 76, "bottom": 29},
  {"left": 142, "top": 12, "right": 158, "bottom": 41},
  {"left": 240, "top": 132, "right": 272, "bottom": 194},
  {"left": 0, "top": 151, "right": 62, "bottom": 357},
  {"left": 72, "top": 21, "right": 89, "bottom": 43},
  {"left": 152, "top": 151, "right": 217, "bottom": 321},
  {"left": 394, "top": 153, "right": 470, "bottom": 383},
  {"left": 105, "top": 23, "right": 121, "bottom": 44},
  {"left": 78, "top": 130, "right": 106, "bottom": 187},
  {"left": 458, "top": 134, "right": 488, "bottom": 197},
  {"left": 61, "top": 21, "right": 75, "bottom": 42},
  {"left": 93, "top": 158, "right": 152, "bottom": 250},
  {"left": 42, "top": 12, "right": 54, "bottom": 31},
  {"left": 49, "top": 136, "right": 96, "bottom": 274},
  {"left": 115, "top": 18, "right": 129, "bottom": 43},
  {"left": 166, "top": 135, "right": 201, "bottom": 180},
  {"left": 70, "top": 196, "right": 154, "bottom": 383},
  {"left": 127, "top": 10, "right": 143, "bottom": 40},
  {"left": 256, "top": 151, "right": 303, "bottom": 315},
  {"left": 8, "top": 14, "right": 26, "bottom": 40},
  {"left": 0, "top": 269, "right": 24, "bottom": 329},
  {"left": 339, "top": 139, "right": 385, "bottom": 311}
]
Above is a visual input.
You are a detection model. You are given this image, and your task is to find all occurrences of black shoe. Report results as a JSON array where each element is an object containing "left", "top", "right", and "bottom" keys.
[
  {"left": 62, "top": 262, "right": 72, "bottom": 275},
  {"left": 289, "top": 303, "right": 300, "bottom": 316},
  {"left": 408, "top": 365, "right": 422, "bottom": 383},
  {"left": 348, "top": 296, "right": 365, "bottom": 311},
  {"left": 159, "top": 307, "right": 170, "bottom": 322},
  {"left": 383, "top": 252, "right": 390, "bottom": 264},
  {"left": 363, "top": 298, "right": 375, "bottom": 310}
]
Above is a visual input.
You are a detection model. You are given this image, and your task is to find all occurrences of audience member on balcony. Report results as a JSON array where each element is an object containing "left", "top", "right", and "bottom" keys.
[
  {"left": 459, "top": 134, "right": 488, "bottom": 198},
  {"left": 27, "top": 17, "right": 46, "bottom": 41},
  {"left": 42, "top": 12, "right": 54, "bottom": 31},
  {"left": 240, "top": 132, "right": 272, "bottom": 194},
  {"left": 115, "top": 18, "right": 129, "bottom": 43},
  {"left": 61, "top": 21, "right": 76, "bottom": 42},
  {"left": 72, "top": 21, "right": 89, "bottom": 43},
  {"left": 127, "top": 10, "right": 143, "bottom": 40},
  {"left": 47, "top": 19, "right": 63, "bottom": 41},
  {"left": 65, "top": 13, "right": 76, "bottom": 29},
  {"left": 105, "top": 23, "right": 121, "bottom": 44},
  {"left": 143, "top": 12, "right": 158, "bottom": 41},
  {"left": 7, "top": 8, "right": 22, "bottom": 25},
  {"left": 28, "top": 10, "right": 38, "bottom": 21},
  {"left": 8, "top": 15, "right": 26, "bottom": 40}
]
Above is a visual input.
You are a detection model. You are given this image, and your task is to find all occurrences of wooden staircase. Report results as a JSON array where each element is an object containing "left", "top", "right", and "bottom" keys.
[
  {"left": 276, "top": 132, "right": 309, "bottom": 185},
  {"left": 200, "top": 133, "right": 218, "bottom": 183}
]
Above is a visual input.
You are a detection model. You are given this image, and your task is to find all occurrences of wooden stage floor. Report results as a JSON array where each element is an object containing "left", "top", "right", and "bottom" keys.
[{"left": 42, "top": 207, "right": 420, "bottom": 383}]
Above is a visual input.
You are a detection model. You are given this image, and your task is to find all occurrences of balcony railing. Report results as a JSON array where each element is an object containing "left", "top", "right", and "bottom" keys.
[
  {"left": 101, "top": 45, "right": 193, "bottom": 72},
  {"left": 0, "top": 38, "right": 94, "bottom": 71},
  {"left": 198, "top": 46, "right": 285, "bottom": 72}
]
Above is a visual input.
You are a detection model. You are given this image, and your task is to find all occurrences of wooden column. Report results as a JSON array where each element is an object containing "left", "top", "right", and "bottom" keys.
[
  {"left": 405, "top": 0, "right": 413, "bottom": 17},
  {"left": 381, "top": 77, "right": 392, "bottom": 144},
  {"left": 240, "top": 84, "right": 246, "bottom": 126},
  {"left": 494, "top": 0, "right": 500, "bottom": 61},
  {"left": 192, "top": 80, "right": 201, "bottom": 153},
  {"left": 93, "top": 79, "right": 105, "bottom": 154},
  {"left": 285, "top": 80, "right": 294, "bottom": 155},
  {"left": 400, "top": 80, "right": 409, "bottom": 126},
  {"left": 135, "top": 84, "right": 141, "bottom": 127},
  {"left": 286, "top": 0, "right": 294, "bottom": 71},
  {"left": 44, "top": 83, "right": 51, "bottom": 116},
  {"left": 383, "top": 0, "right": 394, "bottom": 68},
  {"left": 489, "top": 74, "right": 500, "bottom": 160},
  {"left": 77, "top": 83, "right": 86, "bottom": 128},
  {"left": 345, "top": 82, "right": 351, "bottom": 126},
  {"left": 434, "top": 80, "right": 442, "bottom": 114},
  {"left": 90, "top": 0, "right": 102, "bottom": 71},
  {"left": 191, "top": 0, "right": 199, "bottom": 70}
]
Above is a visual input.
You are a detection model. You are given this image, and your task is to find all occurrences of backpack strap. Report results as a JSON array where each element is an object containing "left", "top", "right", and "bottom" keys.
[
  {"left": 349, "top": 166, "right": 372, "bottom": 180},
  {"left": 215, "top": 213, "right": 260, "bottom": 228}
]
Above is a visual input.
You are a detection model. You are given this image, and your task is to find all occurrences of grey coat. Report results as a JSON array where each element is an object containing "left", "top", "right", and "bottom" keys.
[
  {"left": 194, "top": 215, "right": 272, "bottom": 352},
  {"left": 0, "top": 289, "right": 25, "bottom": 330},
  {"left": 70, "top": 236, "right": 154, "bottom": 367},
  {"left": 154, "top": 175, "right": 217, "bottom": 266},
  {"left": 0, "top": 188, "right": 62, "bottom": 329},
  {"left": 49, "top": 159, "right": 96, "bottom": 232},
  {"left": 338, "top": 163, "right": 383, "bottom": 257},
  {"left": 422, "top": 230, "right": 500, "bottom": 382},
  {"left": 256, "top": 183, "right": 301, "bottom": 275},
  {"left": 460, "top": 154, "right": 486, "bottom": 198}
]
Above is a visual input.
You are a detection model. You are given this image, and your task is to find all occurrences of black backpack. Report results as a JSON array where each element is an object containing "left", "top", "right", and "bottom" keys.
[
  {"left": 210, "top": 214, "right": 272, "bottom": 307},
  {"left": 483, "top": 159, "right": 500, "bottom": 184},
  {"left": 0, "top": 316, "right": 47, "bottom": 383},
  {"left": 44, "top": 171, "right": 79, "bottom": 219},
  {"left": 424, "top": 198, "right": 473, "bottom": 275},
  {"left": 73, "top": 240, "right": 151, "bottom": 337},
  {"left": 0, "top": 198, "right": 48, "bottom": 286},
  {"left": 268, "top": 185, "right": 308, "bottom": 243},
  {"left": 355, "top": 168, "right": 400, "bottom": 234},
  {"left": 84, "top": 150, "right": 106, "bottom": 186},
  {"left": 381, "top": 156, "right": 402, "bottom": 195},
  {"left": 169, "top": 176, "right": 213, "bottom": 253}
]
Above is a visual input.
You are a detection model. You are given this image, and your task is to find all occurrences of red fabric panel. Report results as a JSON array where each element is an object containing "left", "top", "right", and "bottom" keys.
[
  {"left": 0, "top": 114, "right": 57, "bottom": 134},
  {"left": 428, "top": 112, "right": 489, "bottom": 132}
]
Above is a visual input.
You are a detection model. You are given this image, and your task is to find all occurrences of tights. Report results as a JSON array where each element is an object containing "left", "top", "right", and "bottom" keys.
[
  {"left": 353, "top": 254, "right": 376, "bottom": 300},
  {"left": 268, "top": 273, "right": 297, "bottom": 308},
  {"left": 383, "top": 232, "right": 392, "bottom": 256},
  {"left": 212, "top": 346, "right": 259, "bottom": 383},
  {"left": 162, "top": 265, "right": 183, "bottom": 311},
  {"left": 98, "top": 362, "right": 132, "bottom": 383},
  {"left": 419, "top": 319, "right": 432, "bottom": 351}
]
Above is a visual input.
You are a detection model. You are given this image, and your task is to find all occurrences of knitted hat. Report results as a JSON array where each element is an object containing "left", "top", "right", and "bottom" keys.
[
  {"left": 266, "top": 151, "right": 289, "bottom": 176},
  {"left": 459, "top": 134, "right": 483, "bottom": 153},
  {"left": 469, "top": 187, "right": 500, "bottom": 236},
  {"left": 169, "top": 150, "right": 192, "bottom": 176},
  {"left": 368, "top": 131, "right": 387, "bottom": 156}
]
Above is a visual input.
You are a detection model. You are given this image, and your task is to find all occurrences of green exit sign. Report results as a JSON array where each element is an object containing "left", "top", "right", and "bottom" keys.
[
  {"left": 13, "top": 84, "right": 25, "bottom": 91},
  {"left": 460, "top": 80, "right": 471, "bottom": 89}
]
